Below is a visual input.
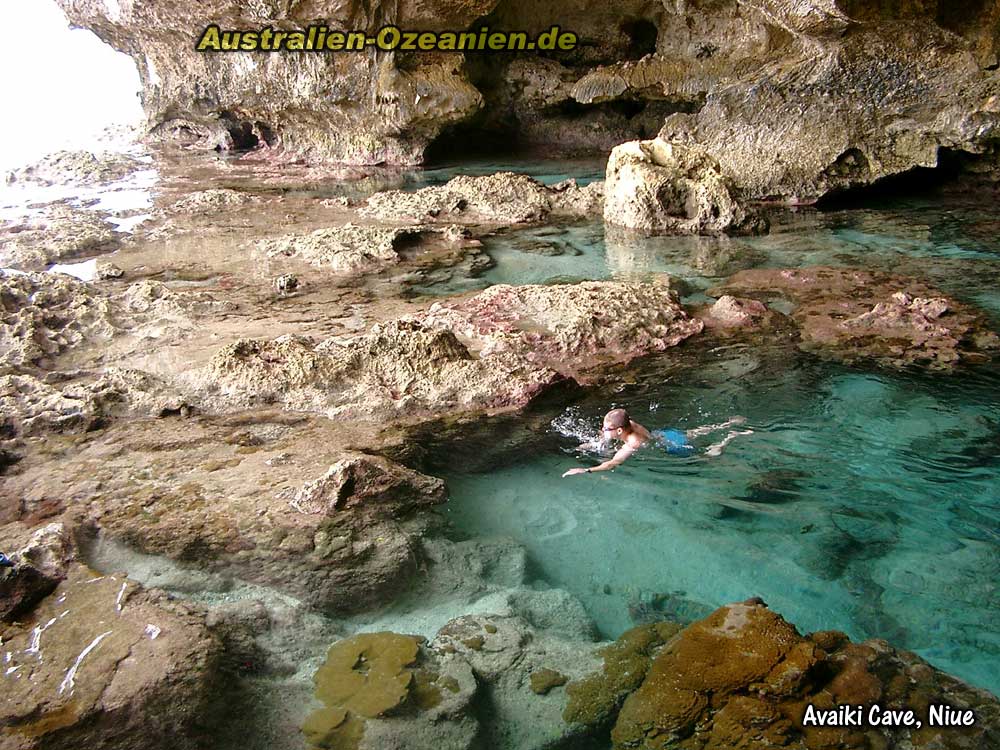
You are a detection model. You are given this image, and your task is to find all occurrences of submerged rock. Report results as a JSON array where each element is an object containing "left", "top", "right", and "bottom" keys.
[
  {"left": 594, "top": 600, "right": 1000, "bottom": 750},
  {"left": 303, "top": 631, "right": 477, "bottom": 750},
  {"left": 256, "top": 224, "right": 454, "bottom": 275},
  {"left": 361, "top": 173, "right": 603, "bottom": 226},
  {"left": 603, "top": 139, "right": 767, "bottom": 236},
  {"left": 83, "top": 451, "right": 446, "bottom": 614},
  {"left": 713, "top": 266, "right": 1000, "bottom": 369},
  {"left": 0, "top": 564, "right": 220, "bottom": 750}
]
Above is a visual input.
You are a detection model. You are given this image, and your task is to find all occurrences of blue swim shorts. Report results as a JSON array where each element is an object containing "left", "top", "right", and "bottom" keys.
[{"left": 653, "top": 428, "right": 695, "bottom": 456}]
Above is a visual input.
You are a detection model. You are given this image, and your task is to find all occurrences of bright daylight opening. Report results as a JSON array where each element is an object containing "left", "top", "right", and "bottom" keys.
[{"left": 0, "top": 0, "right": 142, "bottom": 171}]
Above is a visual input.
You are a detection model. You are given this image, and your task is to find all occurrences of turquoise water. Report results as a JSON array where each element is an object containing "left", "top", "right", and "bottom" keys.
[
  {"left": 415, "top": 197, "right": 1000, "bottom": 319},
  {"left": 441, "top": 353, "right": 1000, "bottom": 695},
  {"left": 429, "top": 192, "right": 1000, "bottom": 696}
]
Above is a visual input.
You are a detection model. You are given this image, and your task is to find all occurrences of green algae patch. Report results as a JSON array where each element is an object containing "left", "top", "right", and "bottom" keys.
[
  {"left": 314, "top": 632, "right": 422, "bottom": 718},
  {"left": 530, "top": 668, "right": 568, "bottom": 695},
  {"left": 563, "top": 621, "right": 682, "bottom": 728},
  {"left": 302, "top": 707, "right": 365, "bottom": 750},
  {"left": 304, "top": 631, "right": 449, "bottom": 749}
]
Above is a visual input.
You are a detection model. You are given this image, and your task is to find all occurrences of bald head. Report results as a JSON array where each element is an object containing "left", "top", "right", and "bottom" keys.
[{"left": 604, "top": 408, "right": 631, "bottom": 431}]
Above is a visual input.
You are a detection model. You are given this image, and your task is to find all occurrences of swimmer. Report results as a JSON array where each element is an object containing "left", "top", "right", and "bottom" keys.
[{"left": 561, "top": 408, "right": 752, "bottom": 477}]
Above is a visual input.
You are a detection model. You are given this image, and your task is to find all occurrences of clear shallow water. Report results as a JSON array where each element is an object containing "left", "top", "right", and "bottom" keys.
[
  {"left": 442, "top": 353, "right": 1000, "bottom": 695},
  {"left": 415, "top": 197, "right": 1000, "bottom": 319}
]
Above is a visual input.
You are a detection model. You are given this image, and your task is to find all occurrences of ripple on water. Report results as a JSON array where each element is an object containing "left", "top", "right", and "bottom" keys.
[{"left": 442, "top": 356, "right": 1000, "bottom": 696}]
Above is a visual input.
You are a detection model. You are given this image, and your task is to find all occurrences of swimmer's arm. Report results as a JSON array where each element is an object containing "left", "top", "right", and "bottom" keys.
[{"left": 562, "top": 444, "right": 634, "bottom": 477}]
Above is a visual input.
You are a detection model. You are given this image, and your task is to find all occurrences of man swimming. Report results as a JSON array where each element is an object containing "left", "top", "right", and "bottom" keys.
[{"left": 561, "top": 408, "right": 751, "bottom": 477}]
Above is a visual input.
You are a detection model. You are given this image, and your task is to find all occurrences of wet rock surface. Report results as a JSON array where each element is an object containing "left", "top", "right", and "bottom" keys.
[
  {"left": 72, "top": 447, "right": 446, "bottom": 614},
  {"left": 0, "top": 205, "right": 122, "bottom": 271},
  {"left": 4, "top": 149, "right": 148, "bottom": 186},
  {"left": 202, "top": 279, "right": 701, "bottom": 420},
  {"left": 567, "top": 600, "right": 1000, "bottom": 750},
  {"left": 360, "top": 172, "right": 603, "bottom": 226},
  {"left": 712, "top": 266, "right": 1000, "bottom": 369},
  {"left": 0, "top": 564, "right": 220, "bottom": 750}
]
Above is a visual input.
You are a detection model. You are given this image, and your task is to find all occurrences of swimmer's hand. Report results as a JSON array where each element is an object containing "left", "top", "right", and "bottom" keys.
[{"left": 562, "top": 468, "right": 590, "bottom": 477}]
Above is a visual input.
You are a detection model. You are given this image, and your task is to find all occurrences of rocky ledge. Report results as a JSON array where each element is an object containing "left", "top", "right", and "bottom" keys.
[{"left": 709, "top": 266, "right": 1000, "bottom": 370}]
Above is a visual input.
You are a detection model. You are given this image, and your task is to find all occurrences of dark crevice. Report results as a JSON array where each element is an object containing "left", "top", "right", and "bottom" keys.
[
  {"left": 620, "top": 18, "right": 658, "bottom": 60},
  {"left": 815, "top": 148, "right": 970, "bottom": 209},
  {"left": 218, "top": 111, "right": 275, "bottom": 152}
]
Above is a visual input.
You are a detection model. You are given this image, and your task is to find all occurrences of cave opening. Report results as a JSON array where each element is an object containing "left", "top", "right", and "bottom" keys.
[
  {"left": 0, "top": 0, "right": 142, "bottom": 171},
  {"left": 218, "top": 112, "right": 277, "bottom": 152},
  {"left": 620, "top": 18, "right": 659, "bottom": 60},
  {"left": 815, "top": 148, "right": 975, "bottom": 209},
  {"left": 423, "top": 118, "right": 523, "bottom": 165}
]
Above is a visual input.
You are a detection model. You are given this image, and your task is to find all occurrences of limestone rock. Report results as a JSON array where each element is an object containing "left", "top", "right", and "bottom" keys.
[
  {"left": 167, "top": 188, "right": 260, "bottom": 214},
  {"left": 431, "top": 613, "right": 603, "bottom": 750},
  {"left": 4, "top": 150, "right": 147, "bottom": 186},
  {"left": 0, "top": 205, "right": 121, "bottom": 271},
  {"left": 83, "top": 451, "right": 446, "bottom": 614},
  {"left": 0, "top": 524, "right": 73, "bottom": 622},
  {"left": 604, "top": 139, "right": 768, "bottom": 236},
  {"left": 204, "top": 280, "right": 700, "bottom": 420},
  {"left": 0, "top": 369, "right": 186, "bottom": 438},
  {"left": 0, "top": 564, "right": 221, "bottom": 750},
  {"left": 602, "top": 601, "right": 1000, "bottom": 750},
  {"left": 705, "top": 295, "right": 771, "bottom": 328},
  {"left": 420, "top": 280, "right": 703, "bottom": 382},
  {"left": 256, "top": 224, "right": 427, "bottom": 275},
  {"left": 712, "top": 266, "right": 1000, "bottom": 369},
  {"left": 0, "top": 272, "right": 231, "bottom": 372},
  {"left": 361, "top": 173, "right": 603, "bottom": 226}
]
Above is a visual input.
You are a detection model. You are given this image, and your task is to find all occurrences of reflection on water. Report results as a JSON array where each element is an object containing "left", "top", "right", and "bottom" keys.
[
  {"left": 442, "top": 355, "right": 1000, "bottom": 695},
  {"left": 418, "top": 197, "right": 1000, "bottom": 319}
]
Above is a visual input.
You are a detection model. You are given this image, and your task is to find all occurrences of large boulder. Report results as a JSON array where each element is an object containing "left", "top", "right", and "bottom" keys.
[
  {"left": 0, "top": 564, "right": 221, "bottom": 750},
  {"left": 78, "top": 450, "right": 447, "bottom": 614},
  {"left": 604, "top": 139, "right": 768, "bottom": 236}
]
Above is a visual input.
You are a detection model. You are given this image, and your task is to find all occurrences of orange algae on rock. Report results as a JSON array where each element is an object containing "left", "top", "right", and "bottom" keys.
[
  {"left": 303, "top": 632, "right": 451, "bottom": 750},
  {"left": 563, "top": 621, "right": 683, "bottom": 728}
]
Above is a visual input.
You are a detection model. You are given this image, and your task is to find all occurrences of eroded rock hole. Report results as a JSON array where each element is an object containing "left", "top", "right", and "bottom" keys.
[
  {"left": 620, "top": 18, "right": 658, "bottom": 59},
  {"left": 219, "top": 112, "right": 276, "bottom": 152},
  {"left": 816, "top": 148, "right": 967, "bottom": 208}
]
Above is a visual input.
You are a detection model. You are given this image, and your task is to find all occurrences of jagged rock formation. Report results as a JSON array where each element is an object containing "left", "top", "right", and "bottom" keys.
[
  {"left": 563, "top": 600, "right": 1000, "bottom": 750},
  {"left": 0, "top": 205, "right": 122, "bottom": 271},
  {"left": 203, "top": 279, "right": 701, "bottom": 419},
  {"left": 711, "top": 266, "right": 1000, "bottom": 370},
  {"left": 56, "top": 0, "right": 999, "bottom": 199},
  {"left": 360, "top": 173, "right": 603, "bottom": 225},
  {"left": 4, "top": 150, "right": 147, "bottom": 186},
  {"left": 603, "top": 139, "right": 767, "bottom": 235}
]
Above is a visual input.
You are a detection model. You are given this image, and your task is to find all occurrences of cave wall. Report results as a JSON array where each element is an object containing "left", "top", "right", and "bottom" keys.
[{"left": 57, "top": 0, "right": 1000, "bottom": 199}]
